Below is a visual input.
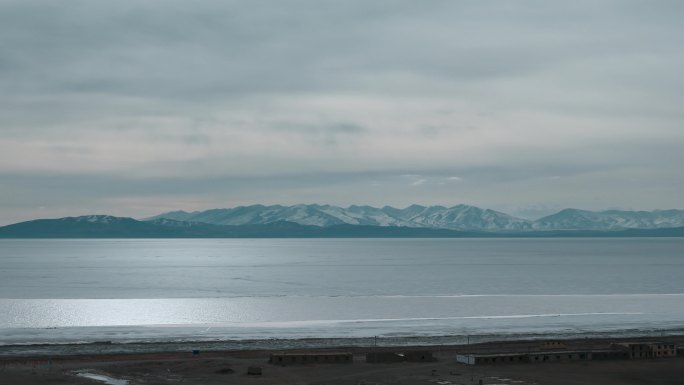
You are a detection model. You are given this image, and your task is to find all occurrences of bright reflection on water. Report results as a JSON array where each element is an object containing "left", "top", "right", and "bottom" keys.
[{"left": 2, "top": 294, "right": 684, "bottom": 328}]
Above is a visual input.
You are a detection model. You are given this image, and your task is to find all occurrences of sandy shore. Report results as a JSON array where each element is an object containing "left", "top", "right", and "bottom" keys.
[{"left": 2, "top": 336, "right": 683, "bottom": 385}]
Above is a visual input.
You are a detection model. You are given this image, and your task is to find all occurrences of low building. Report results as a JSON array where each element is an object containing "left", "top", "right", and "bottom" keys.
[
  {"left": 456, "top": 340, "right": 678, "bottom": 365},
  {"left": 527, "top": 351, "right": 592, "bottom": 363},
  {"left": 366, "top": 350, "right": 436, "bottom": 363},
  {"left": 457, "top": 352, "right": 529, "bottom": 365},
  {"left": 269, "top": 352, "right": 353, "bottom": 365},
  {"left": 590, "top": 349, "right": 630, "bottom": 360},
  {"left": 458, "top": 351, "right": 591, "bottom": 365},
  {"left": 612, "top": 342, "right": 677, "bottom": 359}
]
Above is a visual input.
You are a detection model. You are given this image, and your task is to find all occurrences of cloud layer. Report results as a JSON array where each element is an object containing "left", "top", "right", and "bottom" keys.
[{"left": 1, "top": 1, "right": 683, "bottom": 224}]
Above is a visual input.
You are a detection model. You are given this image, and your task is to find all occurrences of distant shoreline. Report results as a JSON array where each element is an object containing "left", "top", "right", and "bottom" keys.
[
  {"left": 1, "top": 225, "right": 684, "bottom": 238},
  {"left": 3, "top": 328, "right": 684, "bottom": 358}
]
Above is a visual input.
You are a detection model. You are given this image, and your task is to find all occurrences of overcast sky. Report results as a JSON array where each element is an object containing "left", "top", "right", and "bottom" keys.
[{"left": 1, "top": 0, "right": 683, "bottom": 224}]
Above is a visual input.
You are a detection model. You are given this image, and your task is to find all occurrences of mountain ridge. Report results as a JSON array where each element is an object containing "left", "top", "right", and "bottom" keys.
[
  {"left": 1, "top": 215, "right": 684, "bottom": 238},
  {"left": 148, "top": 204, "right": 684, "bottom": 232}
]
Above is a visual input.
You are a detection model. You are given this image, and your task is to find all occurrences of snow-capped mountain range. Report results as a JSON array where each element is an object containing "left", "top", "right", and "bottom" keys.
[{"left": 149, "top": 205, "right": 684, "bottom": 232}]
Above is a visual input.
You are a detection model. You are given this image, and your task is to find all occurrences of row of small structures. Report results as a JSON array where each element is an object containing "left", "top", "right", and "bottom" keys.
[
  {"left": 266, "top": 341, "right": 678, "bottom": 367},
  {"left": 457, "top": 341, "right": 677, "bottom": 365},
  {"left": 269, "top": 351, "right": 435, "bottom": 365}
]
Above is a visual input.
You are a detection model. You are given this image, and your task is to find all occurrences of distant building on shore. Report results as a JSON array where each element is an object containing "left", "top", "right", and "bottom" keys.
[
  {"left": 612, "top": 342, "right": 677, "bottom": 359},
  {"left": 457, "top": 350, "right": 591, "bottom": 365},
  {"left": 456, "top": 340, "right": 677, "bottom": 365},
  {"left": 366, "top": 351, "right": 436, "bottom": 363},
  {"left": 269, "top": 352, "right": 353, "bottom": 365}
]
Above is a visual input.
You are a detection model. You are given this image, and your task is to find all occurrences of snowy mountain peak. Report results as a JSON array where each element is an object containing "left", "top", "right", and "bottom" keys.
[{"left": 69, "top": 215, "right": 132, "bottom": 224}]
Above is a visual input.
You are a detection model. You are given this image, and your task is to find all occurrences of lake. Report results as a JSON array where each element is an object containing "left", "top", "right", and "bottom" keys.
[{"left": 1, "top": 238, "right": 683, "bottom": 350}]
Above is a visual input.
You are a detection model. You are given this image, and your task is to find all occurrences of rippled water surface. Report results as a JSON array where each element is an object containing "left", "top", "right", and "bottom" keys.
[{"left": 1, "top": 238, "right": 683, "bottom": 344}]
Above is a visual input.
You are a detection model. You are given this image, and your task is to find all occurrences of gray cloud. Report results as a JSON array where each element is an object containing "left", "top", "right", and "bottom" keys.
[{"left": 1, "top": 0, "right": 683, "bottom": 224}]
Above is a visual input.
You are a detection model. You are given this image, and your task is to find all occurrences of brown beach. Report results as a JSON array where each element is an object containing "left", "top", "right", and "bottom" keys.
[{"left": 2, "top": 336, "right": 683, "bottom": 385}]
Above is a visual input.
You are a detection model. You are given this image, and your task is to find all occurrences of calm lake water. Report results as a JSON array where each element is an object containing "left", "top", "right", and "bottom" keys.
[{"left": 1, "top": 238, "right": 683, "bottom": 347}]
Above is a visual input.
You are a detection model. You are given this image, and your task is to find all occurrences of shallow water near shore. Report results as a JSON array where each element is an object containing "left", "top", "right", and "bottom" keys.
[{"left": 1, "top": 238, "right": 683, "bottom": 348}]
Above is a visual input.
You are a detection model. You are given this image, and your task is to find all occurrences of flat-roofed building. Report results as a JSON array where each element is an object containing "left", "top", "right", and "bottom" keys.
[
  {"left": 458, "top": 351, "right": 592, "bottom": 365},
  {"left": 269, "top": 352, "right": 353, "bottom": 365},
  {"left": 527, "top": 351, "right": 592, "bottom": 363},
  {"left": 457, "top": 352, "right": 529, "bottom": 365},
  {"left": 612, "top": 342, "right": 677, "bottom": 359},
  {"left": 590, "top": 349, "right": 630, "bottom": 360},
  {"left": 366, "top": 350, "right": 436, "bottom": 363},
  {"left": 456, "top": 340, "right": 678, "bottom": 365}
]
